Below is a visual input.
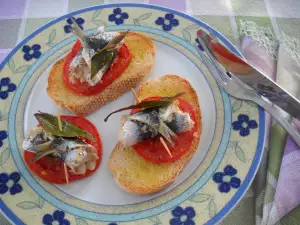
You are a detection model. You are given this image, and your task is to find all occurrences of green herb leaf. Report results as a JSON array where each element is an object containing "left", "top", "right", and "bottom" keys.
[
  {"left": 90, "top": 31, "right": 129, "bottom": 79},
  {"left": 104, "top": 92, "right": 185, "bottom": 122},
  {"left": 34, "top": 112, "right": 94, "bottom": 141},
  {"left": 16, "top": 201, "right": 39, "bottom": 210},
  {"left": 91, "top": 49, "right": 117, "bottom": 79}
]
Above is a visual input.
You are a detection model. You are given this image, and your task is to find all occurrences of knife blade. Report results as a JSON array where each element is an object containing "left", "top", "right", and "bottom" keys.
[{"left": 196, "top": 29, "right": 300, "bottom": 119}]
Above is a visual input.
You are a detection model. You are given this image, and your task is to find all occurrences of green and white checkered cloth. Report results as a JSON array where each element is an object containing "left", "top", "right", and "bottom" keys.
[{"left": 1, "top": 0, "right": 300, "bottom": 224}]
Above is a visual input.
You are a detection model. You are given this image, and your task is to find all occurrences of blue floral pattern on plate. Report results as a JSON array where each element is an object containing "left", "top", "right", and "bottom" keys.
[
  {"left": 155, "top": 13, "right": 179, "bottom": 31},
  {"left": 64, "top": 17, "right": 85, "bottom": 33},
  {"left": 0, "top": 130, "right": 8, "bottom": 147},
  {"left": 0, "top": 77, "right": 16, "bottom": 100},
  {"left": 170, "top": 206, "right": 195, "bottom": 225},
  {"left": 108, "top": 8, "right": 129, "bottom": 25},
  {"left": 213, "top": 165, "right": 241, "bottom": 193},
  {"left": 0, "top": 172, "right": 23, "bottom": 195},
  {"left": 22, "top": 44, "right": 42, "bottom": 61},
  {"left": 43, "top": 210, "right": 70, "bottom": 225},
  {"left": 232, "top": 114, "right": 258, "bottom": 137}
]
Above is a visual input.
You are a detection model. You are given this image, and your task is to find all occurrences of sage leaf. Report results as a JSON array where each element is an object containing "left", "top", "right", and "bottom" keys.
[
  {"left": 92, "top": 10, "right": 101, "bottom": 20},
  {"left": 182, "top": 29, "right": 191, "bottom": 42},
  {"left": 149, "top": 216, "right": 161, "bottom": 224},
  {"left": 76, "top": 218, "right": 89, "bottom": 225},
  {"left": 232, "top": 99, "right": 242, "bottom": 112},
  {"left": 185, "top": 24, "right": 200, "bottom": 30},
  {"left": 235, "top": 144, "right": 246, "bottom": 162},
  {"left": 209, "top": 199, "right": 217, "bottom": 217},
  {"left": 190, "top": 193, "right": 211, "bottom": 203},
  {"left": 48, "top": 29, "right": 56, "bottom": 43},
  {"left": 16, "top": 201, "right": 39, "bottom": 210},
  {"left": 8, "top": 58, "right": 15, "bottom": 72},
  {"left": 0, "top": 148, "right": 10, "bottom": 166},
  {"left": 92, "top": 20, "right": 106, "bottom": 26},
  {"left": 104, "top": 92, "right": 185, "bottom": 122},
  {"left": 136, "top": 12, "right": 152, "bottom": 21},
  {"left": 15, "top": 65, "right": 30, "bottom": 73},
  {"left": 34, "top": 112, "right": 94, "bottom": 140},
  {"left": 38, "top": 197, "right": 45, "bottom": 208}
]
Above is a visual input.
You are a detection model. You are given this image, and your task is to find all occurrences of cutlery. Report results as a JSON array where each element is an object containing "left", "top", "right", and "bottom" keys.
[
  {"left": 195, "top": 36, "right": 300, "bottom": 147},
  {"left": 196, "top": 29, "right": 300, "bottom": 120}
]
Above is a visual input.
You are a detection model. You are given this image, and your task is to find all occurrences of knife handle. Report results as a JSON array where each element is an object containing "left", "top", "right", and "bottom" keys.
[{"left": 254, "top": 95, "right": 300, "bottom": 147}]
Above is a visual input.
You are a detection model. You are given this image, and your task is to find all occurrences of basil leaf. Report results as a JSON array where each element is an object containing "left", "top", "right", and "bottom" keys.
[{"left": 34, "top": 112, "right": 94, "bottom": 141}]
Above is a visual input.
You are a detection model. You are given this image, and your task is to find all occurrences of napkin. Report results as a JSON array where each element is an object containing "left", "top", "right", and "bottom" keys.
[{"left": 222, "top": 20, "right": 300, "bottom": 225}]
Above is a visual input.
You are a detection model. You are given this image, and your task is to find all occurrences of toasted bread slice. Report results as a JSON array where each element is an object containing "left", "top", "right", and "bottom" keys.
[
  {"left": 109, "top": 75, "right": 202, "bottom": 194},
  {"left": 47, "top": 32, "right": 156, "bottom": 115}
]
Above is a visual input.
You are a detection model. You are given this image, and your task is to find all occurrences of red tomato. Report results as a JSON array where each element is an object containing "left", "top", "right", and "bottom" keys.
[
  {"left": 131, "top": 97, "right": 198, "bottom": 163},
  {"left": 63, "top": 40, "right": 132, "bottom": 96},
  {"left": 24, "top": 116, "right": 102, "bottom": 184}
]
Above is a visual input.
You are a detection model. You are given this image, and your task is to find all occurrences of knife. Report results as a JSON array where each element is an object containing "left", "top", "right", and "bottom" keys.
[{"left": 196, "top": 29, "right": 300, "bottom": 119}]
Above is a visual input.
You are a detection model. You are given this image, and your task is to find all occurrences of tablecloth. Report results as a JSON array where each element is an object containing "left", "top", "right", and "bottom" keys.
[{"left": 1, "top": 0, "right": 300, "bottom": 224}]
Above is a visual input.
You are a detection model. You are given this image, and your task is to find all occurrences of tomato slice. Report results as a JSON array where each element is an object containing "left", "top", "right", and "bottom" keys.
[
  {"left": 24, "top": 116, "right": 102, "bottom": 184},
  {"left": 63, "top": 40, "right": 132, "bottom": 96},
  {"left": 131, "top": 97, "right": 198, "bottom": 163}
]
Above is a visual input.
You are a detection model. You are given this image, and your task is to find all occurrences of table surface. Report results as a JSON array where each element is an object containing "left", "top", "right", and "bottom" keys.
[{"left": 1, "top": 0, "right": 300, "bottom": 224}]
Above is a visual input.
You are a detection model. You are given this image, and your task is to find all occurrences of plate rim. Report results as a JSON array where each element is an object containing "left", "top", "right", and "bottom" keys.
[{"left": 0, "top": 3, "right": 266, "bottom": 225}]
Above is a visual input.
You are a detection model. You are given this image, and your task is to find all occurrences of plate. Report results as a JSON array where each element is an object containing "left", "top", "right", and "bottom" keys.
[{"left": 0, "top": 3, "right": 265, "bottom": 225}]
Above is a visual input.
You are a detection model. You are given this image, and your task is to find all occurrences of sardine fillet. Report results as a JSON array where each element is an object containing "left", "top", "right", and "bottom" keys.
[
  {"left": 109, "top": 75, "right": 202, "bottom": 195},
  {"left": 47, "top": 32, "right": 156, "bottom": 115}
]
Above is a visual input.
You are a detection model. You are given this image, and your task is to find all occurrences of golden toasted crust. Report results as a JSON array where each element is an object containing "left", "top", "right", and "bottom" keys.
[
  {"left": 47, "top": 32, "right": 156, "bottom": 115},
  {"left": 109, "top": 75, "right": 202, "bottom": 194}
]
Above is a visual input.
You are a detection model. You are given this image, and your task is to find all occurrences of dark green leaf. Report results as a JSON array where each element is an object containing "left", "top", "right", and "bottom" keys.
[
  {"left": 104, "top": 92, "right": 185, "bottom": 122},
  {"left": 209, "top": 199, "right": 217, "bottom": 217},
  {"left": 148, "top": 216, "right": 161, "bottom": 224},
  {"left": 34, "top": 112, "right": 94, "bottom": 140},
  {"left": 91, "top": 49, "right": 117, "bottom": 79},
  {"left": 92, "top": 10, "right": 101, "bottom": 20},
  {"left": 75, "top": 218, "right": 89, "bottom": 225},
  {"left": 15, "top": 65, "right": 30, "bottom": 73},
  {"left": 0, "top": 148, "right": 10, "bottom": 166},
  {"left": 38, "top": 197, "right": 45, "bottom": 208},
  {"left": 8, "top": 58, "right": 15, "bottom": 72},
  {"left": 185, "top": 24, "right": 200, "bottom": 30},
  {"left": 91, "top": 31, "right": 128, "bottom": 78},
  {"left": 48, "top": 29, "right": 56, "bottom": 43},
  {"left": 235, "top": 144, "right": 246, "bottom": 162},
  {"left": 16, "top": 201, "right": 39, "bottom": 210},
  {"left": 232, "top": 99, "right": 242, "bottom": 112},
  {"left": 190, "top": 193, "right": 211, "bottom": 202},
  {"left": 182, "top": 29, "right": 191, "bottom": 42},
  {"left": 136, "top": 12, "right": 152, "bottom": 21},
  {"left": 133, "top": 19, "right": 140, "bottom": 26},
  {"left": 92, "top": 20, "right": 106, "bottom": 26}
]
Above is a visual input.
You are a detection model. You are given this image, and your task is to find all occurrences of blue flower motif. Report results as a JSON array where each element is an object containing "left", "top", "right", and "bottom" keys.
[
  {"left": 170, "top": 206, "right": 195, "bottom": 225},
  {"left": 22, "top": 44, "right": 42, "bottom": 61},
  {"left": 0, "top": 77, "right": 16, "bottom": 100},
  {"left": 108, "top": 8, "right": 129, "bottom": 25},
  {"left": 0, "top": 130, "right": 8, "bottom": 147},
  {"left": 232, "top": 114, "right": 258, "bottom": 137},
  {"left": 43, "top": 210, "right": 70, "bottom": 225},
  {"left": 0, "top": 172, "right": 23, "bottom": 195},
  {"left": 108, "top": 223, "right": 117, "bottom": 225},
  {"left": 64, "top": 17, "right": 85, "bottom": 33},
  {"left": 155, "top": 13, "right": 179, "bottom": 31},
  {"left": 213, "top": 165, "right": 241, "bottom": 193},
  {"left": 195, "top": 38, "right": 204, "bottom": 51}
]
